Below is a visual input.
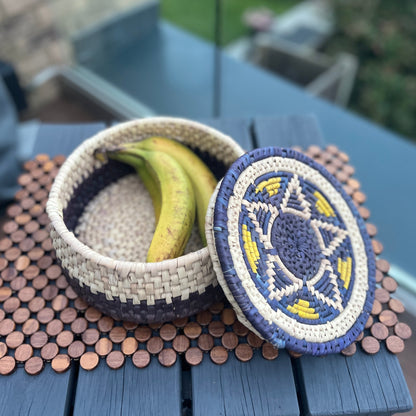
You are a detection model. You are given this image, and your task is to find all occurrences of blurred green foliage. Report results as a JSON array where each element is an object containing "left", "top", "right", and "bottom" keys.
[
  {"left": 161, "top": 0, "right": 299, "bottom": 46},
  {"left": 326, "top": 0, "right": 416, "bottom": 141}
]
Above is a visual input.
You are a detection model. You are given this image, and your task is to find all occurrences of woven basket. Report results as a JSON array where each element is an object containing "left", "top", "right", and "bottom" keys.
[{"left": 46, "top": 117, "right": 245, "bottom": 323}]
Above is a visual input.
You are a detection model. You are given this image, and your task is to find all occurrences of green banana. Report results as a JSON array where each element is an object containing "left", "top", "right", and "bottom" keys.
[
  {"left": 121, "top": 137, "right": 217, "bottom": 245},
  {"left": 96, "top": 147, "right": 196, "bottom": 262},
  {"left": 94, "top": 150, "right": 161, "bottom": 224}
]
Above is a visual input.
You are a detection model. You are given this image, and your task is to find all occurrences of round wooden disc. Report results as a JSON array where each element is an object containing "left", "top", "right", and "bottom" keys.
[
  {"left": 11, "top": 230, "right": 27, "bottom": 244},
  {"left": 0, "top": 238, "right": 12, "bottom": 252},
  {"left": 375, "top": 288, "right": 390, "bottom": 304},
  {"left": 60, "top": 307, "right": 78, "bottom": 324},
  {"left": 341, "top": 342, "right": 357, "bottom": 357},
  {"left": 388, "top": 298, "right": 405, "bottom": 314},
  {"left": 372, "top": 240, "right": 383, "bottom": 255},
  {"left": 221, "top": 308, "right": 236, "bottom": 326},
  {"left": 122, "top": 321, "right": 138, "bottom": 331},
  {"left": 0, "top": 319, "right": 16, "bottom": 336},
  {"left": 97, "top": 316, "right": 114, "bottom": 333},
  {"left": 379, "top": 310, "right": 398, "bottom": 327},
  {"left": 210, "top": 346, "right": 228, "bottom": 365},
  {"left": 0, "top": 258, "right": 7, "bottom": 272},
  {"left": 121, "top": 337, "right": 138, "bottom": 356},
  {"left": 172, "top": 335, "right": 190, "bottom": 353},
  {"left": 0, "top": 342, "right": 7, "bottom": 359},
  {"left": 52, "top": 354, "right": 71, "bottom": 373},
  {"left": 71, "top": 317, "right": 88, "bottom": 335},
  {"left": 235, "top": 343, "right": 254, "bottom": 362},
  {"left": 15, "top": 214, "right": 31, "bottom": 226},
  {"left": 46, "top": 265, "right": 62, "bottom": 280},
  {"left": 4, "top": 297, "right": 21, "bottom": 314},
  {"left": 196, "top": 310, "right": 212, "bottom": 326},
  {"left": 22, "top": 318, "right": 40, "bottom": 336},
  {"left": 386, "top": 335, "right": 404, "bottom": 354},
  {"left": 0, "top": 356, "right": 15, "bottom": 375},
  {"left": 6, "top": 331, "right": 24, "bottom": 349},
  {"left": 1, "top": 267, "right": 17, "bottom": 282},
  {"left": 85, "top": 307, "right": 102, "bottom": 323},
  {"left": 4, "top": 247, "right": 22, "bottom": 262},
  {"left": 15, "top": 344, "right": 33, "bottom": 362},
  {"left": 65, "top": 287, "right": 79, "bottom": 301},
  {"left": 365, "top": 223, "right": 377, "bottom": 237},
  {"left": 209, "top": 302, "right": 224, "bottom": 314},
  {"left": 208, "top": 321, "right": 225, "bottom": 338},
  {"left": 30, "top": 331, "right": 48, "bottom": 349},
  {"left": 24, "top": 220, "right": 39, "bottom": 234},
  {"left": 10, "top": 276, "right": 27, "bottom": 292},
  {"left": 382, "top": 277, "right": 398, "bottom": 293},
  {"left": 15, "top": 255, "right": 31, "bottom": 272},
  {"left": 68, "top": 340, "right": 86, "bottom": 359},
  {"left": 37, "top": 307, "right": 54, "bottom": 324},
  {"left": 19, "top": 237, "right": 35, "bottom": 253},
  {"left": 29, "top": 204, "right": 43, "bottom": 218},
  {"left": 365, "top": 315, "right": 374, "bottom": 329},
  {"left": 148, "top": 322, "right": 162, "bottom": 330},
  {"left": 13, "top": 307, "right": 30, "bottom": 324},
  {"left": 82, "top": 328, "right": 100, "bottom": 346},
  {"left": 24, "top": 356, "right": 43, "bottom": 375},
  {"left": 132, "top": 350, "right": 151, "bottom": 369},
  {"left": 95, "top": 337, "right": 113, "bottom": 357},
  {"left": 147, "top": 337, "right": 164, "bottom": 355},
  {"left": 0, "top": 309, "right": 4, "bottom": 322},
  {"left": 262, "top": 343, "right": 279, "bottom": 360},
  {"left": 14, "top": 189, "right": 29, "bottom": 201},
  {"left": 53, "top": 155, "right": 66, "bottom": 165},
  {"left": 355, "top": 332, "right": 364, "bottom": 342},
  {"left": 106, "top": 350, "right": 125, "bottom": 370},
  {"left": 233, "top": 321, "right": 249, "bottom": 337},
  {"left": 41, "top": 342, "right": 59, "bottom": 361},
  {"left": 3, "top": 220, "right": 18, "bottom": 235},
  {"left": 184, "top": 322, "right": 202, "bottom": 340},
  {"left": 247, "top": 332, "right": 264, "bottom": 348},
  {"left": 158, "top": 347, "right": 178, "bottom": 369},
  {"left": 185, "top": 347, "right": 203, "bottom": 366},
  {"left": 134, "top": 326, "right": 152, "bottom": 343},
  {"left": 28, "top": 247, "right": 44, "bottom": 262},
  {"left": 221, "top": 332, "right": 238, "bottom": 350},
  {"left": 159, "top": 324, "right": 177, "bottom": 342},
  {"left": 358, "top": 206, "right": 370, "bottom": 220},
  {"left": 172, "top": 316, "right": 188, "bottom": 328},
  {"left": 361, "top": 336, "right": 380, "bottom": 354},
  {"left": 80, "top": 351, "right": 100, "bottom": 371},
  {"left": 41, "top": 285, "right": 58, "bottom": 301},
  {"left": 18, "top": 286, "right": 36, "bottom": 303},
  {"left": 23, "top": 265, "right": 40, "bottom": 280},
  {"left": 0, "top": 287, "right": 12, "bottom": 302},
  {"left": 370, "top": 322, "right": 389, "bottom": 340},
  {"left": 51, "top": 295, "right": 68, "bottom": 312},
  {"left": 376, "top": 259, "right": 390, "bottom": 274},
  {"left": 394, "top": 322, "right": 412, "bottom": 340},
  {"left": 41, "top": 238, "right": 53, "bottom": 252},
  {"left": 7, "top": 204, "right": 23, "bottom": 217},
  {"left": 46, "top": 319, "right": 64, "bottom": 337},
  {"left": 56, "top": 331, "right": 74, "bottom": 348},
  {"left": 197, "top": 333, "right": 214, "bottom": 352},
  {"left": 28, "top": 297, "right": 45, "bottom": 313},
  {"left": 109, "top": 326, "right": 127, "bottom": 344},
  {"left": 371, "top": 300, "right": 382, "bottom": 316},
  {"left": 56, "top": 275, "right": 69, "bottom": 290}
]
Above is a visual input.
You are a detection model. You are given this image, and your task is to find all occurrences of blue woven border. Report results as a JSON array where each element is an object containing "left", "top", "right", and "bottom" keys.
[{"left": 213, "top": 147, "right": 376, "bottom": 355}]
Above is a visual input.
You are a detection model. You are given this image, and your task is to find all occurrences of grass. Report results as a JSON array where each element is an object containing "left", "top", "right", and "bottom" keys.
[{"left": 161, "top": 0, "right": 300, "bottom": 45}]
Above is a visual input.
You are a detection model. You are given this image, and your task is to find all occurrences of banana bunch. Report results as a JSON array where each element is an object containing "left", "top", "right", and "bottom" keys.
[{"left": 94, "top": 137, "right": 217, "bottom": 262}]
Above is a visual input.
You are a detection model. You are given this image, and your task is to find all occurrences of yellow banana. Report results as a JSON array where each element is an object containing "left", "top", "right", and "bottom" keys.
[
  {"left": 122, "top": 137, "right": 217, "bottom": 245},
  {"left": 94, "top": 150, "right": 161, "bottom": 224},
  {"left": 98, "top": 147, "right": 196, "bottom": 262}
]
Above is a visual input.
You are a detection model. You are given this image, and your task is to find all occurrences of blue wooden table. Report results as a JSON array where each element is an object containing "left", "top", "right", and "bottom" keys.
[{"left": 0, "top": 116, "right": 412, "bottom": 416}]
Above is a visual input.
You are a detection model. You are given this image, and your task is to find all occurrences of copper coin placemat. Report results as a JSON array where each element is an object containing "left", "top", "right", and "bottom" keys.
[{"left": 0, "top": 148, "right": 411, "bottom": 375}]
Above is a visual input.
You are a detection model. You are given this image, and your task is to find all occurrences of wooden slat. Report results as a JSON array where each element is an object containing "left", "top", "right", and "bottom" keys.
[
  {"left": 253, "top": 115, "right": 412, "bottom": 416},
  {"left": 192, "top": 350, "right": 299, "bottom": 416},
  {"left": 191, "top": 118, "right": 299, "bottom": 416},
  {"left": 73, "top": 358, "right": 182, "bottom": 416}
]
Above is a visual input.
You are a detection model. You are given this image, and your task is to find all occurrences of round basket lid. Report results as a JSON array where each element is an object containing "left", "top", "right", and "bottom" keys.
[{"left": 206, "top": 147, "right": 376, "bottom": 355}]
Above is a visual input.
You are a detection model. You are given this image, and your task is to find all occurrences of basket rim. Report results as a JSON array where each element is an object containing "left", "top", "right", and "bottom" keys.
[{"left": 46, "top": 116, "right": 245, "bottom": 274}]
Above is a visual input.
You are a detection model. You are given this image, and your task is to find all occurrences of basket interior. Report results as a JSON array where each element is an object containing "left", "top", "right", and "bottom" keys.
[{"left": 63, "top": 149, "right": 227, "bottom": 262}]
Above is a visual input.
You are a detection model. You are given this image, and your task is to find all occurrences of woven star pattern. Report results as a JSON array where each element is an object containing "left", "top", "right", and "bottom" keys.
[{"left": 239, "top": 171, "right": 355, "bottom": 325}]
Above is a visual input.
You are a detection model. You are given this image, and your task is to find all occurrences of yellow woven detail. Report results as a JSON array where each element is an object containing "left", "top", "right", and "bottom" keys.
[
  {"left": 242, "top": 224, "right": 260, "bottom": 274},
  {"left": 288, "top": 300, "right": 319, "bottom": 319},
  {"left": 338, "top": 257, "right": 352, "bottom": 289},
  {"left": 256, "top": 177, "right": 281, "bottom": 196},
  {"left": 314, "top": 191, "right": 335, "bottom": 217}
]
